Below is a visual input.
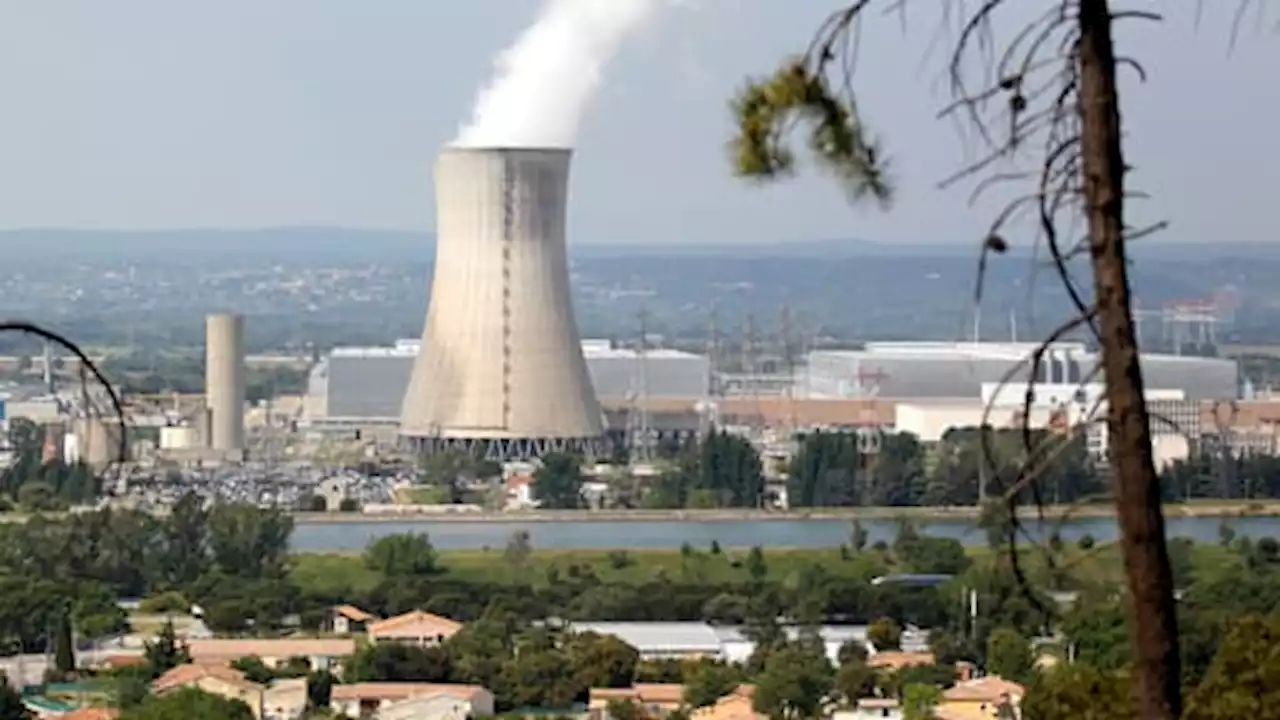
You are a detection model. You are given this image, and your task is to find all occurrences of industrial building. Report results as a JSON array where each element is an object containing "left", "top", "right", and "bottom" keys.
[
  {"left": 306, "top": 339, "right": 711, "bottom": 425},
  {"left": 578, "top": 340, "right": 711, "bottom": 400},
  {"left": 805, "top": 341, "right": 1238, "bottom": 401},
  {"left": 890, "top": 381, "right": 1198, "bottom": 468},
  {"left": 399, "top": 147, "right": 604, "bottom": 459},
  {"left": 309, "top": 340, "right": 421, "bottom": 422},
  {"left": 563, "top": 621, "right": 928, "bottom": 665}
]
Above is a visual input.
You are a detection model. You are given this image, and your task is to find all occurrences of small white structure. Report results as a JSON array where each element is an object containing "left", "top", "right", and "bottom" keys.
[
  {"left": 317, "top": 476, "right": 353, "bottom": 510},
  {"left": 581, "top": 480, "right": 610, "bottom": 509},
  {"left": 505, "top": 474, "right": 536, "bottom": 510},
  {"left": 159, "top": 425, "right": 200, "bottom": 450}
]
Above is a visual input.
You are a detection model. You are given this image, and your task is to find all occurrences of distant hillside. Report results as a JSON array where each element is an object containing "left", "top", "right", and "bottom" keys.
[
  {"left": 0, "top": 227, "right": 431, "bottom": 264},
  {"left": 1, "top": 227, "right": 1270, "bottom": 264},
  {"left": 572, "top": 238, "right": 975, "bottom": 259}
]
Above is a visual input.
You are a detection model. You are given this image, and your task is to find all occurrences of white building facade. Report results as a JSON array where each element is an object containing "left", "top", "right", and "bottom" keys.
[{"left": 806, "top": 341, "right": 1237, "bottom": 402}]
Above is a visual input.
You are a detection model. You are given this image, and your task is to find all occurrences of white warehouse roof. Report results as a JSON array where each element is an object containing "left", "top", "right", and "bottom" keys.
[
  {"left": 564, "top": 621, "right": 929, "bottom": 664},
  {"left": 807, "top": 341, "right": 1237, "bottom": 402},
  {"left": 841, "top": 341, "right": 1090, "bottom": 358}
]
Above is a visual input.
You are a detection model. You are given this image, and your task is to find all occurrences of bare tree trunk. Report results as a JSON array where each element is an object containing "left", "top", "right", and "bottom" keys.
[{"left": 1076, "top": 1, "right": 1182, "bottom": 718}]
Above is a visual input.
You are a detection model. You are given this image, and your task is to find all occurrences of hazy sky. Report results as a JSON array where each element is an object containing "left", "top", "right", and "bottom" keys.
[{"left": 0, "top": 1, "right": 1275, "bottom": 245}]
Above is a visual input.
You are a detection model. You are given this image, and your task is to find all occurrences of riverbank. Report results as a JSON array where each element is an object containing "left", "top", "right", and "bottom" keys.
[
  {"left": 290, "top": 499, "right": 1280, "bottom": 525},
  {"left": 2, "top": 500, "right": 1274, "bottom": 529}
]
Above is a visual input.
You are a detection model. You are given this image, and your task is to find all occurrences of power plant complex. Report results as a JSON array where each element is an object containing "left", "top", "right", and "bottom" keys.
[
  {"left": 8, "top": 149, "right": 1238, "bottom": 469},
  {"left": 398, "top": 147, "right": 606, "bottom": 459},
  {"left": 294, "top": 144, "right": 1244, "bottom": 461}
]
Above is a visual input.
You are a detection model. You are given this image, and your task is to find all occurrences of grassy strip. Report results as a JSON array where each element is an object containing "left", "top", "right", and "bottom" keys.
[
  {"left": 288, "top": 541, "right": 1248, "bottom": 599},
  {"left": 289, "top": 499, "right": 1280, "bottom": 524}
]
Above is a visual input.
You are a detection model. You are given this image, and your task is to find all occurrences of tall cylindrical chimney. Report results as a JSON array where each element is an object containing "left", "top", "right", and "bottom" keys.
[
  {"left": 400, "top": 147, "right": 603, "bottom": 459},
  {"left": 205, "top": 313, "right": 246, "bottom": 453}
]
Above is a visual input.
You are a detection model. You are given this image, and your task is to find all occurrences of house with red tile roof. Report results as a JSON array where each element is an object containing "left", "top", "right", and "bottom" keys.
[
  {"left": 329, "top": 682, "right": 493, "bottom": 719},
  {"left": 366, "top": 610, "right": 463, "bottom": 646},
  {"left": 589, "top": 684, "right": 687, "bottom": 719},
  {"left": 185, "top": 637, "right": 356, "bottom": 672},
  {"left": 329, "top": 604, "right": 378, "bottom": 635},
  {"left": 152, "top": 664, "right": 265, "bottom": 718},
  {"left": 936, "top": 675, "right": 1025, "bottom": 720}
]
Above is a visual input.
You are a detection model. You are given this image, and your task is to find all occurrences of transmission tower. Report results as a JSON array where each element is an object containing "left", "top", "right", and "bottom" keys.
[
  {"left": 628, "top": 308, "right": 655, "bottom": 464},
  {"left": 741, "top": 312, "right": 763, "bottom": 429},
  {"left": 779, "top": 303, "right": 797, "bottom": 436},
  {"left": 795, "top": 310, "right": 818, "bottom": 402},
  {"left": 707, "top": 302, "right": 721, "bottom": 398},
  {"left": 42, "top": 340, "right": 54, "bottom": 393}
]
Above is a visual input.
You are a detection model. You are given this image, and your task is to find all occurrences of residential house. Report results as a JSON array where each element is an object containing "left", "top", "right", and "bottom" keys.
[
  {"left": 153, "top": 664, "right": 265, "bottom": 719},
  {"left": 262, "top": 677, "right": 310, "bottom": 720},
  {"left": 153, "top": 663, "right": 252, "bottom": 694},
  {"left": 329, "top": 682, "right": 494, "bottom": 719},
  {"left": 867, "top": 651, "right": 935, "bottom": 673},
  {"left": 186, "top": 638, "right": 356, "bottom": 672},
  {"left": 367, "top": 610, "right": 463, "bottom": 647},
  {"left": 153, "top": 665, "right": 313, "bottom": 720},
  {"left": 865, "top": 652, "right": 975, "bottom": 685},
  {"left": 377, "top": 691, "right": 489, "bottom": 720},
  {"left": 61, "top": 710, "right": 120, "bottom": 720},
  {"left": 834, "top": 698, "right": 902, "bottom": 720},
  {"left": 690, "top": 685, "right": 763, "bottom": 720},
  {"left": 589, "top": 684, "right": 685, "bottom": 719},
  {"left": 329, "top": 604, "right": 378, "bottom": 635},
  {"left": 936, "top": 676, "right": 1025, "bottom": 720}
]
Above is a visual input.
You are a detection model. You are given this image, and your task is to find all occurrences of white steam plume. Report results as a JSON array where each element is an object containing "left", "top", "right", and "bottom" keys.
[{"left": 453, "top": 0, "right": 673, "bottom": 148}]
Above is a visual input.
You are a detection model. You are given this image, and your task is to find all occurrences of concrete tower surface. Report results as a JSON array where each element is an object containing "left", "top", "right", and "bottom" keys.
[
  {"left": 205, "top": 313, "right": 246, "bottom": 453},
  {"left": 400, "top": 147, "right": 604, "bottom": 459}
]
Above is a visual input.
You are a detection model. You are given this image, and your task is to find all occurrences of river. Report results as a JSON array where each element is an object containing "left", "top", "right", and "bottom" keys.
[{"left": 290, "top": 514, "right": 1280, "bottom": 552}]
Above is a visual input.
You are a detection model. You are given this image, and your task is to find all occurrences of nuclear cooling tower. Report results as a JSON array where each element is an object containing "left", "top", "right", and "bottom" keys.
[
  {"left": 205, "top": 313, "right": 246, "bottom": 454},
  {"left": 399, "top": 147, "right": 604, "bottom": 459}
]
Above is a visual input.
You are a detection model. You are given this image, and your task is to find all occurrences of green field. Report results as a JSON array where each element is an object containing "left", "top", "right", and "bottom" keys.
[
  {"left": 288, "top": 541, "right": 1248, "bottom": 599},
  {"left": 291, "top": 546, "right": 889, "bottom": 596}
]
